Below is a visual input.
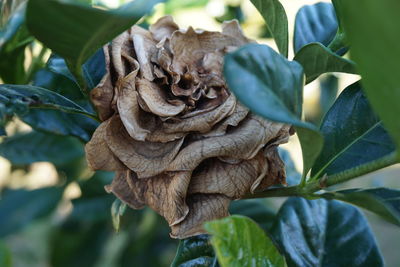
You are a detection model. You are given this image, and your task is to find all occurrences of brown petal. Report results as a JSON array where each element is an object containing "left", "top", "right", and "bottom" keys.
[
  {"left": 188, "top": 152, "right": 269, "bottom": 199},
  {"left": 221, "top": 20, "right": 251, "bottom": 46},
  {"left": 163, "top": 94, "right": 236, "bottom": 134},
  {"left": 137, "top": 78, "right": 186, "bottom": 117},
  {"left": 110, "top": 31, "right": 136, "bottom": 78},
  {"left": 117, "top": 68, "right": 152, "bottom": 141},
  {"left": 85, "top": 120, "right": 125, "bottom": 171},
  {"left": 123, "top": 171, "right": 191, "bottom": 226},
  {"left": 202, "top": 103, "right": 249, "bottom": 137},
  {"left": 105, "top": 116, "right": 185, "bottom": 178},
  {"left": 150, "top": 15, "right": 179, "bottom": 42},
  {"left": 131, "top": 26, "right": 157, "bottom": 80},
  {"left": 170, "top": 194, "right": 230, "bottom": 239},
  {"left": 105, "top": 170, "right": 145, "bottom": 209},
  {"left": 170, "top": 27, "right": 239, "bottom": 75},
  {"left": 167, "top": 114, "right": 289, "bottom": 172},
  {"left": 90, "top": 47, "right": 114, "bottom": 121}
]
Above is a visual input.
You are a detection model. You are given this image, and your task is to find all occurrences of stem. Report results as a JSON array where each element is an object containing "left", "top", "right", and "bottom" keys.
[{"left": 246, "top": 152, "right": 398, "bottom": 199}]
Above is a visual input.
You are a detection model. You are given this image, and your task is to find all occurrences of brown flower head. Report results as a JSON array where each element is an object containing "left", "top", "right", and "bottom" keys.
[{"left": 85, "top": 16, "right": 291, "bottom": 238}]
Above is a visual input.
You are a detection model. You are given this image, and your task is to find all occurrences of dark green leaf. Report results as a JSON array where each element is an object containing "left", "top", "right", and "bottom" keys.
[
  {"left": 319, "top": 74, "right": 338, "bottom": 117},
  {"left": 224, "top": 43, "right": 323, "bottom": 177},
  {"left": 294, "top": 2, "right": 338, "bottom": 53},
  {"left": 47, "top": 49, "right": 106, "bottom": 91},
  {"left": 0, "top": 187, "right": 63, "bottom": 237},
  {"left": 171, "top": 235, "right": 217, "bottom": 267},
  {"left": 321, "top": 188, "right": 400, "bottom": 227},
  {"left": 0, "top": 130, "right": 84, "bottom": 165},
  {"left": 294, "top": 42, "right": 356, "bottom": 84},
  {"left": 336, "top": 0, "right": 400, "bottom": 154},
  {"left": 26, "top": 0, "right": 162, "bottom": 83},
  {"left": 205, "top": 215, "right": 286, "bottom": 267},
  {"left": 271, "top": 197, "right": 384, "bottom": 267},
  {"left": 33, "top": 68, "right": 82, "bottom": 100},
  {"left": 0, "top": 84, "right": 98, "bottom": 125},
  {"left": 0, "top": 4, "right": 32, "bottom": 84},
  {"left": 0, "top": 241, "right": 12, "bottom": 267},
  {"left": 311, "top": 82, "right": 396, "bottom": 178},
  {"left": 229, "top": 199, "right": 276, "bottom": 231},
  {"left": 250, "top": 0, "right": 288, "bottom": 57}
]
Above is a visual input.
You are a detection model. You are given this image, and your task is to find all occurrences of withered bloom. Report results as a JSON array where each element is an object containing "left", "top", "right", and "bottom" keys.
[{"left": 86, "top": 16, "right": 291, "bottom": 238}]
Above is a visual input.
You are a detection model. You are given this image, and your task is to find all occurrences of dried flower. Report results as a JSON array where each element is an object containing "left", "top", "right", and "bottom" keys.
[{"left": 85, "top": 16, "right": 291, "bottom": 238}]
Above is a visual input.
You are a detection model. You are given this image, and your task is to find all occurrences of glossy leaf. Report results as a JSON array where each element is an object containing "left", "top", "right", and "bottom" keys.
[
  {"left": 0, "top": 84, "right": 98, "bottom": 124},
  {"left": 28, "top": 69, "right": 99, "bottom": 141},
  {"left": 47, "top": 49, "right": 106, "bottom": 91},
  {"left": 205, "top": 215, "right": 286, "bottom": 267},
  {"left": 311, "top": 82, "right": 396, "bottom": 178},
  {"left": 322, "top": 188, "right": 400, "bottom": 227},
  {"left": 0, "top": 187, "right": 63, "bottom": 237},
  {"left": 224, "top": 43, "right": 323, "bottom": 177},
  {"left": 0, "top": 131, "right": 84, "bottom": 166},
  {"left": 171, "top": 235, "right": 217, "bottom": 267},
  {"left": 294, "top": 2, "right": 338, "bottom": 53},
  {"left": 294, "top": 42, "right": 356, "bottom": 84},
  {"left": 26, "top": 0, "right": 162, "bottom": 82},
  {"left": 0, "top": 4, "right": 31, "bottom": 84},
  {"left": 229, "top": 199, "right": 276, "bottom": 231},
  {"left": 250, "top": 0, "right": 288, "bottom": 57},
  {"left": 271, "top": 198, "right": 384, "bottom": 267},
  {"left": 336, "top": 0, "right": 400, "bottom": 154}
]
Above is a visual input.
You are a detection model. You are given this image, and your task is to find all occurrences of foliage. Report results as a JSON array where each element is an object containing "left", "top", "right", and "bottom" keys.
[{"left": 0, "top": 0, "right": 399, "bottom": 266}]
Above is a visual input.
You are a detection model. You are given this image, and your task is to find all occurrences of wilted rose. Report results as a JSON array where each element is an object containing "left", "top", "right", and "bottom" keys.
[{"left": 85, "top": 16, "right": 291, "bottom": 238}]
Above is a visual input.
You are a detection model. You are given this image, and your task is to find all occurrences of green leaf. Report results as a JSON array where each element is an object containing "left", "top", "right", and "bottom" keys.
[
  {"left": 294, "top": 43, "right": 356, "bottom": 84},
  {"left": 111, "top": 198, "right": 127, "bottom": 233},
  {"left": 229, "top": 199, "right": 276, "bottom": 231},
  {"left": 26, "top": 0, "right": 162, "bottom": 87},
  {"left": 294, "top": 2, "right": 338, "bottom": 53},
  {"left": 0, "top": 187, "right": 63, "bottom": 237},
  {"left": 0, "top": 130, "right": 84, "bottom": 166},
  {"left": 205, "top": 215, "right": 286, "bottom": 267},
  {"left": 0, "top": 241, "right": 12, "bottom": 267},
  {"left": 336, "top": 0, "right": 400, "bottom": 155},
  {"left": 224, "top": 43, "right": 323, "bottom": 177},
  {"left": 250, "top": 0, "right": 288, "bottom": 57},
  {"left": 171, "top": 234, "right": 217, "bottom": 267},
  {"left": 0, "top": 4, "right": 32, "bottom": 84},
  {"left": 311, "top": 82, "right": 396, "bottom": 179},
  {"left": 271, "top": 198, "right": 384, "bottom": 267},
  {"left": 29, "top": 66, "right": 99, "bottom": 141},
  {"left": 0, "top": 84, "right": 98, "bottom": 122},
  {"left": 321, "top": 188, "right": 400, "bottom": 227}
]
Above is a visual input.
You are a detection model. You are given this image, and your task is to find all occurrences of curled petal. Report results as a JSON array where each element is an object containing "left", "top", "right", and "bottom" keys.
[
  {"left": 150, "top": 15, "right": 179, "bottom": 42},
  {"left": 122, "top": 171, "right": 191, "bottom": 226},
  {"left": 105, "top": 170, "right": 145, "bottom": 209},
  {"left": 167, "top": 115, "right": 289, "bottom": 171},
  {"left": 188, "top": 152, "right": 271, "bottom": 199},
  {"left": 131, "top": 26, "right": 157, "bottom": 80},
  {"left": 221, "top": 20, "right": 251, "bottom": 46},
  {"left": 110, "top": 31, "right": 136, "bottom": 78},
  {"left": 163, "top": 94, "right": 236, "bottom": 134},
  {"left": 85, "top": 120, "right": 125, "bottom": 171},
  {"left": 170, "top": 194, "right": 230, "bottom": 239},
  {"left": 105, "top": 116, "right": 184, "bottom": 178},
  {"left": 137, "top": 78, "right": 185, "bottom": 117}
]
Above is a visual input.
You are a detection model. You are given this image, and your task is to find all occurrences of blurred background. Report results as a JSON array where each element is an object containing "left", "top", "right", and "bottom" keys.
[{"left": 0, "top": 0, "right": 399, "bottom": 266}]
